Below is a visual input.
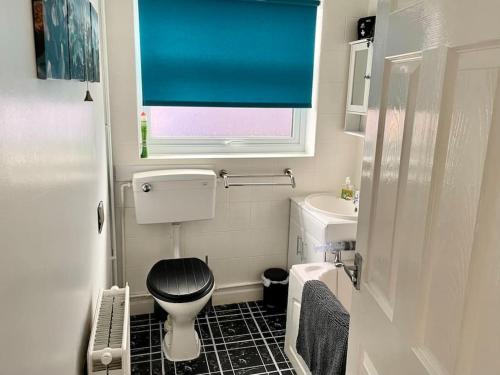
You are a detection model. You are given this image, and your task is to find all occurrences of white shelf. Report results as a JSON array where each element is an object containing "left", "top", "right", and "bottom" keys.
[{"left": 344, "top": 111, "right": 367, "bottom": 138}]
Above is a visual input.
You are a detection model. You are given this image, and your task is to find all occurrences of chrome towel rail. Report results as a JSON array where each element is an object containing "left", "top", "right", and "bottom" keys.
[{"left": 219, "top": 169, "right": 296, "bottom": 189}]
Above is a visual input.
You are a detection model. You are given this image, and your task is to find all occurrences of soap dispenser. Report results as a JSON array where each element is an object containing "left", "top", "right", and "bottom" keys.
[{"left": 341, "top": 177, "right": 354, "bottom": 200}]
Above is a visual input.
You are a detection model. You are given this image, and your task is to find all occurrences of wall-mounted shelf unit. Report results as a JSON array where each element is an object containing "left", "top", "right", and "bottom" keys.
[{"left": 344, "top": 38, "right": 374, "bottom": 138}]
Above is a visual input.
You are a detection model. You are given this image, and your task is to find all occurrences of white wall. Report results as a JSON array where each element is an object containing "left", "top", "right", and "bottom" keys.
[
  {"left": 105, "top": 0, "right": 369, "bottom": 307},
  {"left": 0, "top": 1, "right": 110, "bottom": 374}
]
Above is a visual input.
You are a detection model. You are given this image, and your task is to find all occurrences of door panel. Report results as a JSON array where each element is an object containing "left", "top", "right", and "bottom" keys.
[
  {"left": 414, "top": 46, "right": 500, "bottom": 375},
  {"left": 347, "top": 1, "right": 500, "bottom": 374},
  {"left": 365, "top": 55, "right": 420, "bottom": 320}
]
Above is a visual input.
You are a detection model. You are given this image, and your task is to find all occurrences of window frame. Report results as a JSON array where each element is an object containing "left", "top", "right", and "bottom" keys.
[{"left": 143, "top": 107, "right": 311, "bottom": 157}]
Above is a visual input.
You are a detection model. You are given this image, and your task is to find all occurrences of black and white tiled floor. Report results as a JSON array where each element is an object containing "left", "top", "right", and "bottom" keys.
[{"left": 130, "top": 301, "right": 296, "bottom": 375}]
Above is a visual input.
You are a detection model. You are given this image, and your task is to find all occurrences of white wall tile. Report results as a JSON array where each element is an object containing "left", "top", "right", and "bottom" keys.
[
  {"left": 228, "top": 185, "right": 255, "bottom": 203},
  {"left": 181, "top": 231, "right": 233, "bottom": 260},
  {"left": 250, "top": 200, "right": 290, "bottom": 230},
  {"left": 226, "top": 202, "right": 252, "bottom": 231},
  {"left": 320, "top": 46, "right": 350, "bottom": 83},
  {"left": 318, "top": 82, "right": 348, "bottom": 115},
  {"left": 126, "top": 264, "right": 151, "bottom": 295},
  {"left": 316, "top": 114, "right": 345, "bottom": 143},
  {"left": 210, "top": 254, "right": 287, "bottom": 285},
  {"left": 126, "top": 236, "right": 171, "bottom": 268}
]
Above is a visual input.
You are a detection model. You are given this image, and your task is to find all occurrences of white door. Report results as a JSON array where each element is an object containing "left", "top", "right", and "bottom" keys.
[{"left": 347, "top": 1, "right": 500, "bottom": 375}]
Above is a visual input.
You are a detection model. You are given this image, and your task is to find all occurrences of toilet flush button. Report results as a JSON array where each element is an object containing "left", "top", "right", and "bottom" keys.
[{"left": 142, "top": 183, "right": 152, "bottom": 192}]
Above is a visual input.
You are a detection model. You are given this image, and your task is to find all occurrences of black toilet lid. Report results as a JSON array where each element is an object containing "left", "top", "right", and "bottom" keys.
[{"left": 147, "top": 258, "right": 214, "bottom": 303}]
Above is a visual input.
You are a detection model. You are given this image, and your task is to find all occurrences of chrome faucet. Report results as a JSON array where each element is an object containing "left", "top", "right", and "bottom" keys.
[
  {"left": 330, "top": 247, "right": 363, "bottom": 291},
  {"left": 332, "top": 249, "right": 344, "bottom": 268},
  {"left": 328, "top": 241, "right": 356, "bottom": 268}
]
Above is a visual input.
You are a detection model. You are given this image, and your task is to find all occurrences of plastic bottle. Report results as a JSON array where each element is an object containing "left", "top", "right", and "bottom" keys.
[
  {"left": 140, "top": 111, "right": 148, "bottom": 159},
  {"left": 341, "top": 177, "right": 354, "bottom": 200}
]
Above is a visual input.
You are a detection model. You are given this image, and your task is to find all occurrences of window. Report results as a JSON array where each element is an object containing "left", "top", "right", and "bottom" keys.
[
  {"left": 137, "top": 0, "right": 320, "bottom": 157},
  {"left": 145, "top": 106, "right": 309, "bottom": 156}
]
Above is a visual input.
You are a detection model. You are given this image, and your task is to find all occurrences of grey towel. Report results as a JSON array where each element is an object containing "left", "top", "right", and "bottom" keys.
[{"left": 296, "top": 280, "right": 350, "bottom": 375}]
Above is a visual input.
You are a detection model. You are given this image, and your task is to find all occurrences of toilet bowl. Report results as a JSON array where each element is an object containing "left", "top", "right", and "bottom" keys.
[{"left": 147, "top": 257, "right": 215, "bottom": 361}]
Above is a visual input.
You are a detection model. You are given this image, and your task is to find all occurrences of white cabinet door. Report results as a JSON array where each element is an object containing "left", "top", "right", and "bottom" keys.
[
  {"left": 287, "top": 220, "right": 304, "bottom": 268},
  {"left": 346, "top": 40, "right": 374, "bottom": 114},
  {"left": 347, "top": 1, "right": 500, "bottom": 375},
  {"left": 302, "top": 232, "right": 325, "bottom": 264}
]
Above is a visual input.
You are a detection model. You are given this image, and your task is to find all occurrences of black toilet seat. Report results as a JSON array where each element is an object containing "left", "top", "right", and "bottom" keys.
[{"left": 147, "top": 258, "right": 214, "bottom": 303}]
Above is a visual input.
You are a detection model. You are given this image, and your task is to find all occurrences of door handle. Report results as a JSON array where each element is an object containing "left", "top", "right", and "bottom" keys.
[{"left": 343, "top": 253, "right": 362, "bottom": 290}]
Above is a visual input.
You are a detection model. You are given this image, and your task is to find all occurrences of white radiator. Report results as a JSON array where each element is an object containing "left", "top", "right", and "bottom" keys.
[{"left": 88, "top": 285, "right": 130, "bottom": 375}]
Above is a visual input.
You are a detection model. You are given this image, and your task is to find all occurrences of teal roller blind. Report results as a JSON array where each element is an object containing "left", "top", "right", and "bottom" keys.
[{"left": 138, "top": 0, "right": 319, "bottom": 108}]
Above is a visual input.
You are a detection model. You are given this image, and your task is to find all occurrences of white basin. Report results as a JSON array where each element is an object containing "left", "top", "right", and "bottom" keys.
[
  {"left": 304, "top": 193, "right": 358, "bottom": 221},
  {"left": 318, "top": 267, "right": 339, "bottom": 294},
  {"left": 290, "top": 262, "right": 352, "bottom": 312},
  {"left": 293, "top": 262, "right": 338, "bottom": 294}
]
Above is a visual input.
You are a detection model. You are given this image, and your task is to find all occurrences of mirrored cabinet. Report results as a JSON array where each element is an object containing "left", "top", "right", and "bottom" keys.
[{"left": 344, "top": 38, "right": 373, "bottom": 137}]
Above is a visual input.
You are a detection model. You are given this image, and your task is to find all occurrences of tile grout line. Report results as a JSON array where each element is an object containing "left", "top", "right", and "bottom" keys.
[
  {"left": 256, "top": 306, "right": 289, "bottom": 366},
  {"left": 257, "top": 306, "right": 289, "bottom": 366},
  {"left": 197, "top": 315, "right": 213, "bottom": 375},
  {"left": 204, "top": 312, "right": 285, "bottom": 323},
  {"left": 246, "top": 302, "right": 283, "bottom": 375},
  {"left": 213, "top": 307, "right": 237, "bottom": 374},
  {"left": 149, "top": 314, "right": 153, "bottom": 375},
  {"left": 237, "top": 304, "right": 269, "bottom": 372},
  {"left": 159, "top": 321, "right": 165, "bottom": 375},
  {"left": 205, "top": 311, "right": 224, "bottom": 375}
]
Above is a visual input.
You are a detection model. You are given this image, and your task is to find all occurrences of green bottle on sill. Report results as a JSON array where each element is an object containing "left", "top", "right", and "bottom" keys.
[{"left": 140, "top": 111, "right": 148, "bottom": 159}]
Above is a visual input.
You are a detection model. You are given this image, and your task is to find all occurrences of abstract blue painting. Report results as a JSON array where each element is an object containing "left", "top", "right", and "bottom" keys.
[
  {"left": 32, "top": 0, "right": 70, "bottom": 79},
  {"left": 90, "top": 4, "right": 100, "bottom": 82},
  {"left": 84, "top": 2, "right": 93, "bottom": 82},
  {"left": 32, "top": 0, "right": 100, "bottom": 83},
  {"left": 68, "top": 0, "right": 87, "bottom": 80}
]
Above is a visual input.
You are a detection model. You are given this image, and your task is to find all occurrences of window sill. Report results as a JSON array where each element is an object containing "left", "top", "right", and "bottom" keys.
[{"left": 143, "top": 150, "right": 315, "bottom": 160}]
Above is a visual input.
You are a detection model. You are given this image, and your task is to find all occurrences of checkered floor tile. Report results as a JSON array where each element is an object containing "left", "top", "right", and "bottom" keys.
[{"left": 130, "top": 301, "right": 295, "bottom": 375}]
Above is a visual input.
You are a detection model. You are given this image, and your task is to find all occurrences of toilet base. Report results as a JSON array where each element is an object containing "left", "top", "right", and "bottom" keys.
[
  {"left": 162, "top": 316, "right": 201, "bottom": 361},
  {"left": 152, "top": 284, "right": 215, "bottom": 362}
]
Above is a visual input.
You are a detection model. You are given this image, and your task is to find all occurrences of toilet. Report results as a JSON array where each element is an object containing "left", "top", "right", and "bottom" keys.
[
  {"left": 147, "top": 258, "right": 214, "bottom": 361},
  {"left": 132, "top": 169, "right": 217, "bottom": 361}
]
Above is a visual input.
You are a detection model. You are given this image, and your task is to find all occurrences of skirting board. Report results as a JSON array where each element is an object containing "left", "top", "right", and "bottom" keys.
[{"left": 129, "top": 283, "right": 263, "bottom": 315}]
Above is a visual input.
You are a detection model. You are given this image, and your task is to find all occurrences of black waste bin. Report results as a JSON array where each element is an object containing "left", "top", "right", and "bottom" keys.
[{"left": 262, "top": 268, "right": 289, "bottom": 311}]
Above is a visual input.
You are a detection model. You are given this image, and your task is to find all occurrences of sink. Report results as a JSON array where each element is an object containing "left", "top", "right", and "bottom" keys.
[
  {"left": 304, "top": 193, "right": 358, "bottom": 221},
  {"left": 318, "top": 267, "right": 339, "bottom": 294},
  {"left": 293, "top": 263, "right": 338, "bottom": 294},
  {"left": 291, "top": 262, "right": 352, "bottom": 311}
]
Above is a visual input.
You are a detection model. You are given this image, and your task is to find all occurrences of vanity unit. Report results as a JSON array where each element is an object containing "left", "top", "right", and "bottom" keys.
[
  {"left": 284, "top": 263, "right": 354, "bottom": 375},
  {"left": 287, "top": 195, "right": 358, "bottom": 268}
]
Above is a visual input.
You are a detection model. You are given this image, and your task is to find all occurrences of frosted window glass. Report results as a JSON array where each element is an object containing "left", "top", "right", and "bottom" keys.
[{"left": 149, "top": 107, "right": 293, "bottom": 138}]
